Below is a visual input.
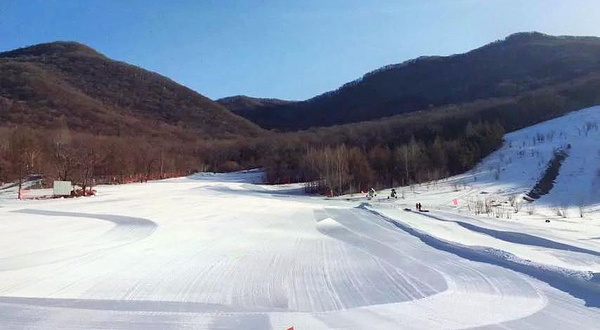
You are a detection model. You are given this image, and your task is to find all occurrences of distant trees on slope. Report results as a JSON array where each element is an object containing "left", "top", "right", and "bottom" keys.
[
  {"left": 1, "top": 71, "right": 596, "bottom": 195},
  {"left": 264, "top": 121, "right": 505, "bottom": 195},
  {"left": 0, "top": 119, "right": 503, "bottom": 196},
  {"left": 0, "top": 123, "right": 201, "bottom": 188}
]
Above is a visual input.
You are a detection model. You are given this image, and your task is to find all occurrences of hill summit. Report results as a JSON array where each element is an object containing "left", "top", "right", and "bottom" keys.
[
  {"left": 0, "top": 41, "right": 105, "bottom": 58},
  {"left": 0, "top": 41, "right": 263, "bottom": 139}
]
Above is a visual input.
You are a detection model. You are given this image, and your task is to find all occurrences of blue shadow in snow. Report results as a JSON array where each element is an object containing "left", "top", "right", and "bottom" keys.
[
  {"left": 359, "top": 204, "right": 600, "bottom": 308},
  {"left": 12, "top": 209, "right": 156, "bottom": 228},
  {"left": 418, "top": 211, "right": 600, "bottom": 257}
]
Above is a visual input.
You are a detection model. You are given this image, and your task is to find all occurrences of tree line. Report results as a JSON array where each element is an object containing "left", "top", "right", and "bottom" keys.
[
  {"left": 0, "top": 123, "right": 202, "bottom": 191},
  {"left": 214, "top": 84, "right": 591, "bottom": 195},
  {"left": 0, "top": 119, "right": 503, "bottom": 196},
  {"left": 265, "top": 121, "right": 504, "bottom": 195},
  {"left": 1, "top": 77, "right": 595, "bottom": 196}
]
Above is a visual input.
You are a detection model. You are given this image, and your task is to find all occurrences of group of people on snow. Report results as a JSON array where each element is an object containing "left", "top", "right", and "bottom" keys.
[
  {"left": 365, "top": 187, "right": 423, "bottom": 210},
  {"left": 367, "top": 188, "right": 400, "bottom": 200},
  {"left": 366, "top": 188, "right": 401, "bottom": 200}
]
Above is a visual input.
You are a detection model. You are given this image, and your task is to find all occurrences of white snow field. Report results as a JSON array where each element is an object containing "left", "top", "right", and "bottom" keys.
[
  {"left": 0, "top": 108, "right": 599, "bottom": 329},
  {"left": 368, "top": 106, "right": 600, "bottom": 272}
]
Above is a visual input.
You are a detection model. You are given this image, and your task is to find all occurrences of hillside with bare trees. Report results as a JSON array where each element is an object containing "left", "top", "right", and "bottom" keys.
[
  {"left": 0, "top": 42, "right": 263, "bottom": 139},
  {"left": 2, "top": 35, "right": 600, "bottom": 196},
  {"left": 225, "top": 32, "right": 600, "bottom": 130}
]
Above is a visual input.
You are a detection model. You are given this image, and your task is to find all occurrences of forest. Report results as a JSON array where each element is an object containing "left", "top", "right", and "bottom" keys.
[
  {"left": 3, "top": 37, "right": 600, "bottom": 196},
  {"left": 3, "top": 85, "right": 583, "bottom": 196},
  {"left": 0, "top": 118, "right": 503, "bottom": 196}
]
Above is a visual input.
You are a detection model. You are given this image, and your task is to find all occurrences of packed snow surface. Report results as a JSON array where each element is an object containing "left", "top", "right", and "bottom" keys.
[{"left": 1, "top": 107, "right": 599, "bottom": 329}]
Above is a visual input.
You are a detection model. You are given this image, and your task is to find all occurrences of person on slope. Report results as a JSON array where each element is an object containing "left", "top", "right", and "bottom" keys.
[
  {"left": 390, "top": 188, "right": 397, "bottom": 199},
  {"left": 367, "top": 188, "right": 377, "bottom": 200}
]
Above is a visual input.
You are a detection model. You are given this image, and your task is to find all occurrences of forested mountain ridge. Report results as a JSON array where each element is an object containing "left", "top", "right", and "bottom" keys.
[
  {"left": 0, "top": 41, "right": 264, "bottom": 139},
  {"left": 226, "top": 32, "right": 600, "bottom": 130},
  {"left": 2, "top": 35, "right": 600, "bottom": 196},
  {"left": 217, "top": 95, "right": 292, "bottom": 116}
]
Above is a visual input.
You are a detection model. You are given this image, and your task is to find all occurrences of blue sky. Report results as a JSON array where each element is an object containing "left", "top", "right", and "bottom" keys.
[{"left": 2, "top": 0, "right": 600, "bottom": 100}]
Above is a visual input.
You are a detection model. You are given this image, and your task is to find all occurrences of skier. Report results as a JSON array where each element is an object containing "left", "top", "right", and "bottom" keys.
[
  {"left": 367, "top": 188, "right": 377, "bottom": 200},
  {"left": 390, "top": 188, "right": 397, "bottom": 199}
]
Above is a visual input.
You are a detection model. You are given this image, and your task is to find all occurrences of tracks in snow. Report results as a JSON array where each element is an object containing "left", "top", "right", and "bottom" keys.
[
  {"left": 0, "top": 178, "right": 599, "bottom": 329},
  {"left": 420, "top": 210, "right": 600, "bottom": 257},
  {"left": 0, "top": 209, "right": 157, "bottom": 271},
  {"left": 360, "top": 205, "right": 600, "bottom": 308}
]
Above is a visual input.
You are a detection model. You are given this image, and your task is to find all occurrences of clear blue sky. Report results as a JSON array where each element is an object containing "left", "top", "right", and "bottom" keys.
[{"left": 2, "top": 0, "right": 600, "bottom": 100}]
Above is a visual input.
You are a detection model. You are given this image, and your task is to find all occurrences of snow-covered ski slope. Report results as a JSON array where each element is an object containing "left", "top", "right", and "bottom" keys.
[
  {"left": 366, "top": 106, "right": 600, "bottom": 277},
  {"left": 0, "top": 108, "right": 599, "bottom": 329},
  {"left": 465, "top": 105, "right": 600, "bottom": 209}
]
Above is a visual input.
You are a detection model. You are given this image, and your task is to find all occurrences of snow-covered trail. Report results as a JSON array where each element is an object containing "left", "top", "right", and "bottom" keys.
[{"left": 0, "top": 172, "right": 599, "bottom": 329}]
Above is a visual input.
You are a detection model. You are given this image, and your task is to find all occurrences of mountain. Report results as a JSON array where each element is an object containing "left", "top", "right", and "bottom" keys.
[
  {"left": 217, "top": 95, "right": 292, "bottom": 115},
  {"left": 0, "top": 41, "right": 263, "bottom": 139},
  {"left": 230, "top": 32, "right": 600, "bottom": 130}
]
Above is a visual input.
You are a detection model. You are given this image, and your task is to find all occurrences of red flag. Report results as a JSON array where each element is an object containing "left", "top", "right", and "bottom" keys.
[{"left": 286, "top": 327, "right": 294, "bottom": 330}]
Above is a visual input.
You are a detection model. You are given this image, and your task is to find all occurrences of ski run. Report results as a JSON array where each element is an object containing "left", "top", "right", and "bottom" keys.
[{"left": 0, "top": 107, "right": 599, "bottom": 329}]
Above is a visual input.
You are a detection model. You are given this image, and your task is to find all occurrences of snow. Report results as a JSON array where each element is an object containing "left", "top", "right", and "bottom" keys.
[
  {"left": 0, "top": 108, "right": 599, "bottom": 329},
  {"left": 365, "top": 107, "right": 600, "bottom": 270}
]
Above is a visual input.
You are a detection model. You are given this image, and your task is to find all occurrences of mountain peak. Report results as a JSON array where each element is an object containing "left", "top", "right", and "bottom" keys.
[
  {"left": 0, "top": 41, "right": 104, "bottom": 58},
  {"left": 504, "top": 31, "right": 549, "bottom": 42},
  {"left": 0, "top": 41, "right": 263, "bottom": 138},
  {"left": 499, "top": 31, "right": 600, "bottom": 45}
]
